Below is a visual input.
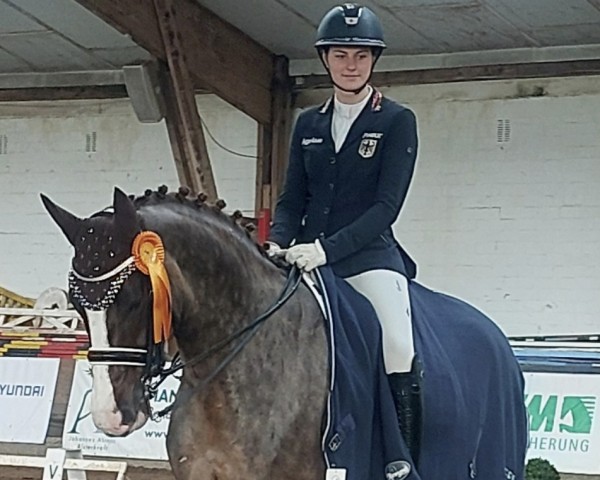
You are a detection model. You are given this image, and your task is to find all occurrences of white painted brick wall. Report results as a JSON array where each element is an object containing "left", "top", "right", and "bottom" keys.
[
  {"left": 383, "top": 77, "right": 600, "bottom": 336},
  {"left": 2, "top": 76, "right": 599, "bottom": 339},
  {"left": 0, "top": 95, "right": 257, "bottom": 297}
]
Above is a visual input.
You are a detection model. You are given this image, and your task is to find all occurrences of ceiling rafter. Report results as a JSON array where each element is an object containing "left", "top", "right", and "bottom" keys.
[
  {"left": 296, "top": 59, "right": 600, "bottom": 91},
  {"left": 73, "top": 0, "right": 274, "bottom": 125}
]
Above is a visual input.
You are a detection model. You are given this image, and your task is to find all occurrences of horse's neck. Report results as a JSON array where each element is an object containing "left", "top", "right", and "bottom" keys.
[{"left": 156, "top": 216, "right": 284, "bottom": 363}]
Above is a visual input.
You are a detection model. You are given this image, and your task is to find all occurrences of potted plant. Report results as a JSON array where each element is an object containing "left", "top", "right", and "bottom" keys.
[{"left": 525, "top": 458, "right": 560, "bottom": 480}]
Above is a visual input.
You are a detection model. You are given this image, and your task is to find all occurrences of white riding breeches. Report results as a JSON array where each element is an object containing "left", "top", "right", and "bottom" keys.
[{"left": 345, "top": 269, "right": 415, "bottom": 374}]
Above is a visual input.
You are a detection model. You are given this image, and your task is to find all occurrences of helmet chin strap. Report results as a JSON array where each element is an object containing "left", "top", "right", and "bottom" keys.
[{"left": 331, "top": 77, "right": 370, "bottom": 95}]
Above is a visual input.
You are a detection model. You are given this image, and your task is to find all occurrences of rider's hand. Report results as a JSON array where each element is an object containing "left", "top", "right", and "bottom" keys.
[
  {"left": 285, "top": 240, "right": 327, "bottom": 272},
  {"left": 264, "top": 241, "right": 285, "bottom": 258}
]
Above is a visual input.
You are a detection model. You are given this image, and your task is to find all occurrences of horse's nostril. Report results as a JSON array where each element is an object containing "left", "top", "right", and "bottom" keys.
[{"left": 119, "top": 407, "right": 138, "bottom": 425}]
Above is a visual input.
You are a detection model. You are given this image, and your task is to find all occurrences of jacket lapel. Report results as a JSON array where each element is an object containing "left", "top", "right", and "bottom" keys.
[{"left": 315, "top": 97, "right": 335, "bottom": 152}]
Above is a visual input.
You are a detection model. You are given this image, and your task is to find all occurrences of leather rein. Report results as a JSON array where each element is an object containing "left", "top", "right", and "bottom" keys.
[{"left": 145, "top": 265, "right": 302, "bottom": 419}]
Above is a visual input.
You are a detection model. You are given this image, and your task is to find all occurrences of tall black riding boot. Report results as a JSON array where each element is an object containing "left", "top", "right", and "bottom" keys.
[{"left": 388, "top": 360, "right": 423, "bottom": 464}]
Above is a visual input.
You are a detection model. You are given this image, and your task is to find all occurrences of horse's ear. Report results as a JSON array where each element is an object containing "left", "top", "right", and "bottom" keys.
[
  {"left": 40, "top": 194, "right": 83, "bottom": 247},
  {"left": 113, "top": 187, "right": 139, "bottom": 234}
]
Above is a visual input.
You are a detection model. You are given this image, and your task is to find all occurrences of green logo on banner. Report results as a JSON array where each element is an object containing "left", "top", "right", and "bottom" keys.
[{"left": 526, "top": 395, "right": 596, "bottom": 434}]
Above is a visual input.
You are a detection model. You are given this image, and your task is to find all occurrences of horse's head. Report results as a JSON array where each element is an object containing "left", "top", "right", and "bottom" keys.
[{"left": 42, "top": 188, "right": 156, "bottom": 436}]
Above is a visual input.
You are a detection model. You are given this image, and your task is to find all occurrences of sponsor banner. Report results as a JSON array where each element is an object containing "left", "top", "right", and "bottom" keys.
[
  {"left": 63, "top": 361, "right": 600, "bottom": 469},
  {"left": 525, "top": 372, "right": 600, "bottom": 474},
  {"left": 62, "top": 360, "right": 180, "bottom": 460},
  {"left": 0, "top": 357, "right": 60, "bottom": 443}
]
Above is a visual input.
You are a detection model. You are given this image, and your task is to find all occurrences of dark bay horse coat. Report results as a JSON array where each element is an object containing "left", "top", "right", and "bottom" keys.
[{"left": 42, "top": 188, "right": 528, "bottom": 480}]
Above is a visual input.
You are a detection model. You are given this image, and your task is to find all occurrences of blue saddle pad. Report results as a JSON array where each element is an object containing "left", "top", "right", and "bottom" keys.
[{"left": 315, "top": 266, "right": 528, "bottom": 480}]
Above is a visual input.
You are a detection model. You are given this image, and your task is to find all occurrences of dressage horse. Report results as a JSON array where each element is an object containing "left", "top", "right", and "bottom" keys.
[{"left": 42, "top": 187, "right": 528, "bottom": 480}]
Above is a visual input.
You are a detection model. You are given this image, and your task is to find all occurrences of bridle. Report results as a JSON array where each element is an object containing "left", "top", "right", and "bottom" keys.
[
  {"left": 71, "top": 249, "right": 302, "bottom": 419},
  {"left": 69, "top": 252, "right": 168, "bottom": 383}
]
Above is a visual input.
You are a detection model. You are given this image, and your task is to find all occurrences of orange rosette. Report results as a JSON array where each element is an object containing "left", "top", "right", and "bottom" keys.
[{"left": 132, "top": 231, "right": 172, "bottom": 344}]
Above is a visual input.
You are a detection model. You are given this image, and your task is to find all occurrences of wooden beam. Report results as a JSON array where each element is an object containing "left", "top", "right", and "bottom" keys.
[
  {"left": 255, "top": 123, "right": 271, "bottom": 242},
  {"left": 296, "top": 59, "right": 600, "bottom": 90},
  {"left": 159, "top": 66, "right": 196, "bottom": 194},
  {"left": 255, "top": 56, "right": 293, "bottom": 217},
  {"left": 0, "top": 86, "right": 128, "bottom": 102},
  {"left": 74, "top": 0, "right": 273, "bottom": 124},
  {"left": 154, "top": 0, "right": 217, "bottom": 200},
  {"left": 255, "top": 124, "right": 271, "bottom": 217},
  {"left": 269, "top": 56, "right": 294, "bottom": 212}
]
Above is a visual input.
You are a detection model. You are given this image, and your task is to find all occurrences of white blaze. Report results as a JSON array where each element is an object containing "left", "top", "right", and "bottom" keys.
[{"left": 86, "top": 309, "right": 129, "bottom": 435}]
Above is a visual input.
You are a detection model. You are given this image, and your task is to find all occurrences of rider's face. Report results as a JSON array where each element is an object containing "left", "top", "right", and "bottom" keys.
[{"left": 323, "top": 47, "right": 374, "bottom": 91}]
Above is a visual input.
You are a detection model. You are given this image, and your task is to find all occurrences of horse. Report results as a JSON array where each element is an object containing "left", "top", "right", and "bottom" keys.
[{"left": 42, "top": 186, "right": 528, "bottom": 480}]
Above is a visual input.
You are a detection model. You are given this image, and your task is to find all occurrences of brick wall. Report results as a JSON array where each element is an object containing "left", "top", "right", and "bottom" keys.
[
  {"left": 0, "top": 94, "right": 257, "bottom": 297},
  {"left": 384, "top": 76, "right": 600, "bottom": 337},
  {"left": 2, "top": 76, "right": 599, "bottom": 336}
]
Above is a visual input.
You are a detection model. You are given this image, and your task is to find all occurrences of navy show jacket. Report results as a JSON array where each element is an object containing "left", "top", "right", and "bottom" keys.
[{"left": 270, "top": 89, "right": 418, "bottom": 279}]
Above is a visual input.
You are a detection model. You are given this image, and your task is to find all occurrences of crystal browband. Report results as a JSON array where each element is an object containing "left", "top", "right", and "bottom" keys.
[
  {"left": 71, "top": 256, "right": 136, "bottom": 282},
  {"left": 69, "top": 257, "right": 137, "bottom": 311}
]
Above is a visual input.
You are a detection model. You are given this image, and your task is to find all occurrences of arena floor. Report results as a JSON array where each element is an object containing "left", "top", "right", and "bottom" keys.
[
  {"left": 0, "top": 466, "right": 174, "bottom": 480},
  {"left": 1, "top": 466, "right": 598, "bottom": 479}
]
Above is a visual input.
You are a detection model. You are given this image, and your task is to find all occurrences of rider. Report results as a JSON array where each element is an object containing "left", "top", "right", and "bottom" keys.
[{"left": 267, "top": 3, "right": 422, "bottom": 454}]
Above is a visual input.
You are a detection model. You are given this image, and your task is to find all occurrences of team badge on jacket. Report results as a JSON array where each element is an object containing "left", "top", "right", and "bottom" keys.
[{"left": 358, "top": 138, "right": 378, "bottom": 158}]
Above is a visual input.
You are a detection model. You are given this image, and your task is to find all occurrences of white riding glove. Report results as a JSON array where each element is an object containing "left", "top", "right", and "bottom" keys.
[{"left": 285, "top": 240, "right": 327, "bottom": 272}]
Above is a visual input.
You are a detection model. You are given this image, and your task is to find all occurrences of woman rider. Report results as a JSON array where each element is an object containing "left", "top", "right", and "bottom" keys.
[{"left": 268, "top": 3, "right": 422, "bottom": 455}]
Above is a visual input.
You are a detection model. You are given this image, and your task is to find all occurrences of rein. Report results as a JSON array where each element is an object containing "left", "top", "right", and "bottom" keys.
[{"left": 148, "top": 265, "right": 303, "bottom": 419}]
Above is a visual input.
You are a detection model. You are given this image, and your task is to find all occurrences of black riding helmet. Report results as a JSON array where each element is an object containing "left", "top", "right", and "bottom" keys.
[
  {"left": 315, "top": 4, "right": 386, "bottom": 50},
  {"left": 315, "top": 4, "right": 386, "bottom": 94}
]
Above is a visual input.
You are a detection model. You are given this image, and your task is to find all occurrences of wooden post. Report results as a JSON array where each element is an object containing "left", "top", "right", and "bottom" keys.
[
  {"left": 255, "top": 55, "right": 293, "bottom": 233},
  {"left": 153, "top": 0, "right": 217, "bottom": 200},
  {"left": 269, "top": 56, "right": 294, "bottom": 211},
  {"left": 256, "top": 123, "right": 272, "bottom": 243}
]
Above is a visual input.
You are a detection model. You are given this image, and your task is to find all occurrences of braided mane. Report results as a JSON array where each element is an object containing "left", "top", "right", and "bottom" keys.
[{"left": 131, "top": 184, "right": 260, "bottom": 247}]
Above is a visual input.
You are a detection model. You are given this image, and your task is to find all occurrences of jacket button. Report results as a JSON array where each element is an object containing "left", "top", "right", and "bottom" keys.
[
  {"left": 323, "top": 207, "right": 330, "bottom": 214},
  {"left": 319, "top": 232, "right": 325, "bottom": 239},
  {"left": 329, "top": 183, "right": 334, "bottom": 190},
  {"left": 329, "top": 157, "right": 336, "bottom": 164}
]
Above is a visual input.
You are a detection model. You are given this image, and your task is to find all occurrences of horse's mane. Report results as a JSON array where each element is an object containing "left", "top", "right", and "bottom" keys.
[{"left": 129, "top": 185, "right": 263, "bottom": 254}]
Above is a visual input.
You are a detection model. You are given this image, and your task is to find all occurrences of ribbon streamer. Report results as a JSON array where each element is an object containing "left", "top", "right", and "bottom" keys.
[{"left": 132, "top": 231, "right": 172, "bottom": 344}]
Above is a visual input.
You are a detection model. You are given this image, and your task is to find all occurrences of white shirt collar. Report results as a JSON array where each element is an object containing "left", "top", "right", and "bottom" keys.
[{"left": 333, "top": 85, "right": 373, "bottom": 119}]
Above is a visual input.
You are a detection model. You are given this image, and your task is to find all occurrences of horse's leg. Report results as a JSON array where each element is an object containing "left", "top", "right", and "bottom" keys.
[
  {"left": 167, "top": 387, "right": 256, "bottom": 480},
  {"left": 267, "top": 304, "right": 328, "bottom": 479},
  {"left": 267, "top": 412, "right": 326, "bottom": 480}
]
